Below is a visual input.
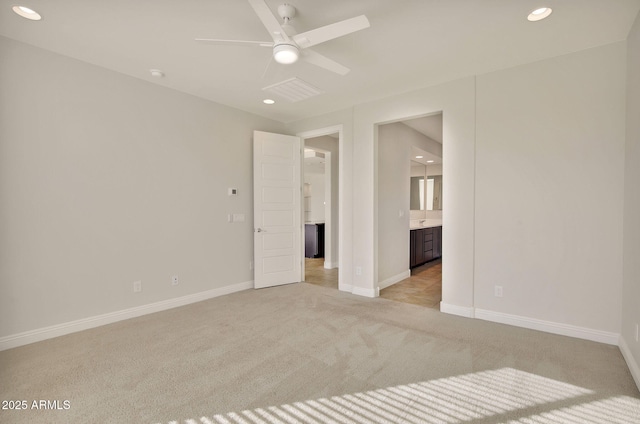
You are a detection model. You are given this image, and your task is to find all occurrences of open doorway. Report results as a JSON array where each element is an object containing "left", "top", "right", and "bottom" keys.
[
  {"left": 299, "top": 130, "right": 340, "bottom": 289},
  {"left": 376, "top": 113, "right": 443, "bottom": 309}
]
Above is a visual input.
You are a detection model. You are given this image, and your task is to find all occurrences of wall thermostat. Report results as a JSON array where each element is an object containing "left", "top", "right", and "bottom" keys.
[{"left": 228, "top": 188, "right": 238, "bottom": 196}]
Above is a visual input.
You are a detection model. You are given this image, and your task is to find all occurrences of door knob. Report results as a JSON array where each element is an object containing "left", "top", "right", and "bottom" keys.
[{"left": 255, "top": 228, "right": 266, "bottom": 233}]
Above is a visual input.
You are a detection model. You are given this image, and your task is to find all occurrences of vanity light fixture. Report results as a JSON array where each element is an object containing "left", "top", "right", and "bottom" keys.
[
  {"left": 12, "top": 5, "right": 42, "bottom": 20},
  {"left": 263, "top": 99, "right": 275, "bottom": 105},
  {"left": 527, "top": 7, "right": 552, "bottom": 21}
]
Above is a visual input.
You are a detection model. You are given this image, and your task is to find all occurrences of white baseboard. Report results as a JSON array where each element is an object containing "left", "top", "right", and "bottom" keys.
[
  {"left": 440, "top": 302, "right": 475, "bottom": 318},
  {"left": 324, "top": 261, "right": 338, "bottom": 269},
  {"left": 351, "top": 286, "right": 377, "bottom": 298},
  {"left": 0, "top": 280, "right": 253, "bottom": 352},
  {"left": 338, "top": 283, "right": 353, "bottom": 293},
  {"left": 619, "top": 336, "right": 640, "bottom": 392},
  {"left": 378, "top": 270, "right": 411, "bottom": 291},
  {"left": 475, "top": 308, "right": 620, "bottom": 345}
]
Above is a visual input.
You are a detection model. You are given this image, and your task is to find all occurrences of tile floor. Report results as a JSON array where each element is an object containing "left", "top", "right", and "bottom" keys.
[
  {"left": 379, "top": 259, "right": 442, "bottom": 309},
  {"left": 304, "top": 257, "right": 442, "bottom": 310},
  {"left": 303, "top": 258, "right": 338, "bottom": 289}
]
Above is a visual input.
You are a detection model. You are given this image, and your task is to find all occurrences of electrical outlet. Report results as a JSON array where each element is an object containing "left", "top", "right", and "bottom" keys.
[
  {"left": 171, "top": 275, "right": 179, "bottom": 286},
  {"left": 249, "top": 261, "right": 253, "bottom": 270},
  {"left": 133, "top": 280, "right": 142, "bottom": 293},
  {"left": 355, "top": 266, "right": 362, "bottom": 276},
  {"left": 494, "top": 285, "right": 503, "bottom": 298}
]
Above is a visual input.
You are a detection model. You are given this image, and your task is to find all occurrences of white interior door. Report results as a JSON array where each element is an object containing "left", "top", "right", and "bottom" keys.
[{"left": 253, "top": 130, "right": 302, "bottom": 289}]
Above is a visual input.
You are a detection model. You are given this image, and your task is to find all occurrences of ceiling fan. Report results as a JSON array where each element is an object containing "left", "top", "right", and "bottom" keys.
[{"left": 195, "top": 0, "right": 370, "bottom": 75}]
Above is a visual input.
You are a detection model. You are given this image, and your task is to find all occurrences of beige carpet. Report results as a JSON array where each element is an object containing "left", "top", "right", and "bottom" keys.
[{"left": 0, "top": 283, "right": 638, "bottom": 423}]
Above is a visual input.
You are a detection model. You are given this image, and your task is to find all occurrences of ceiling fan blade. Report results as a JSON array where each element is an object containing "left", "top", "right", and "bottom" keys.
[
  {"left": 293, "top": 15, "right": 370, "bottom": 48},
  {"left": 260, "top": 56, "right": 274, "bottom": 80},
  {"left": 195, "top": 38, "right": 273, "bottom": 47},
  {"left": 301, "top": 49, "right": 350, "bottom": 75},
  {"left": 247, "top": 0, "right": 290, "bottom": 42}
]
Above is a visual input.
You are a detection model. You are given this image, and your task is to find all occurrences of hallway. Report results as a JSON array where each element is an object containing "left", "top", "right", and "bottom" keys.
[{"left": 304, "top": 258, "right": 442, "bottom": 310}]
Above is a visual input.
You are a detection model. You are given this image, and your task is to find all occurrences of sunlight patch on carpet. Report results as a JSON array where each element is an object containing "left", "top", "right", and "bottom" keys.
[{"left": 156, "top": 368, "right": 640, "bottom": 424}]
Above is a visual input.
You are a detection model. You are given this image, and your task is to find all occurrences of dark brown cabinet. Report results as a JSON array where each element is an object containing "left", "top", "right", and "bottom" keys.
[
  {"left": 433, "top": 226, "right": 442, "bottom": 259},
  {"left": 410, "top": 226, "right": 442, "bottom": 268},
  {"left": 305, "top": 223, "right": 325, "bottom": 258}
]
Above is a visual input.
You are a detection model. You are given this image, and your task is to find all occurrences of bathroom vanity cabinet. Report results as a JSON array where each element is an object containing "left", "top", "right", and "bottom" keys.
[{"left": 410, "top": 226, "right": 442, "bottom": 268}]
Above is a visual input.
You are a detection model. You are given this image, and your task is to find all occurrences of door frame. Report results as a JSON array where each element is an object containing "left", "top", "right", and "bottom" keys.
[{"left": 297, "top": 125, "right": 343, "bottom": 287}]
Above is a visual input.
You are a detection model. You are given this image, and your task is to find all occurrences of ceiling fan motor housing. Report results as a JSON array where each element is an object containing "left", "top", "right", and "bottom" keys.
[{"left": 278, "top": 4, "right": 296, "bottom": 21}]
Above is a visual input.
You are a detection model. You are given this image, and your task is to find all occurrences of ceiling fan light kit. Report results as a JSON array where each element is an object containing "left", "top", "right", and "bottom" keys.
[
  {"left": 273, "top": 43, "right": 299, "bottom": 64},
  {"left": 195, "top": 0, "right": 370, "bottom": 76}
]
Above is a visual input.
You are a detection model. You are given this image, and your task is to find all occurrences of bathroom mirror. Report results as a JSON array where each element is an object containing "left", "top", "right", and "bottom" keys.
[
  {"left": 426, "top": 175, "right": 443, "bottom": 211},
  {"left": 410, "top": 162, "right": 425, "bottom": 210},
  {"left": 410, "top": 161, "right": 442, "bottom": 211}
]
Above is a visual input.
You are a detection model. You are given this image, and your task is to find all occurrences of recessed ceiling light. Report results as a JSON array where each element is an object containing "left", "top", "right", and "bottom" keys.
[
  {"left": 427, "top": 160, "right": 435, "bottom": 163},
  {"left": 527, "top": 7, "right": 552, "bottom": 22},
  {"left": 149, "top": 69, "right": 164, "bottom": 78},
  {"left": 12, "top": 5, "right": 42, "bottom": 20},
  {"left": 415, "top": 156, "right": 423, "bottom": 159},
  {"left": 263, "top": 99, "right": 275, "bottom": 105}
]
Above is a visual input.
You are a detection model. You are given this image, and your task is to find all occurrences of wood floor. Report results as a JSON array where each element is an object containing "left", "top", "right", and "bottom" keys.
[{"left": 304, "top": 258, "right": 442, "bottom": 309}]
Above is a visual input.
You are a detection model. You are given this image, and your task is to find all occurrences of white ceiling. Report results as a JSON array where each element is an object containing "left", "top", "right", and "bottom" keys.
[
  {"left": 402, "top": 114, "right": 443, "bottom": 144},
  {"left": 1, "top": 0, "right": 639, "bottom": 123},
  {"left": 411, "top": 145, "right": 442, "bottom": 166}
]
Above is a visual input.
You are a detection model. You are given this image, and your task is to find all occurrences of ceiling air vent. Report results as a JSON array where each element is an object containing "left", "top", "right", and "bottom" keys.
[{"left": 262, "top": 77, "right": 323, "bottom": 103}]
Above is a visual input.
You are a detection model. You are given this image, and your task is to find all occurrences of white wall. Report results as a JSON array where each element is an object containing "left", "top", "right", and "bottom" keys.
[
  {"left": 303, "top": 174, "right": 325, "bottom": 222},
  {"left": 377, "top": 123, "right": 411, "bottom": 284},
  {"left": 474, "top": 42, "right": 626, "bottom": 337},
  {"left": 426, "top": 164, "right": 443, "bottom": 177},
  {"left": 0, "top": 37, "right": 284, "bottom": 339},
  {"left": 622, "top": 12, "right": 640, "bottom": 386}
]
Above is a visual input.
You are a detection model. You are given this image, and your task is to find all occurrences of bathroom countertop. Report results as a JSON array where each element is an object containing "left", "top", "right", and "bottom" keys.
[{"left": 409, "top": 219, "right": 442, "bottom": 229}]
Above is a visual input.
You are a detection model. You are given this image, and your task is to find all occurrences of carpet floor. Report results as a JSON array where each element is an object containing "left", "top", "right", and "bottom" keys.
[{"left": 0, "top": 283, "right": 638, "bottom": 423}]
